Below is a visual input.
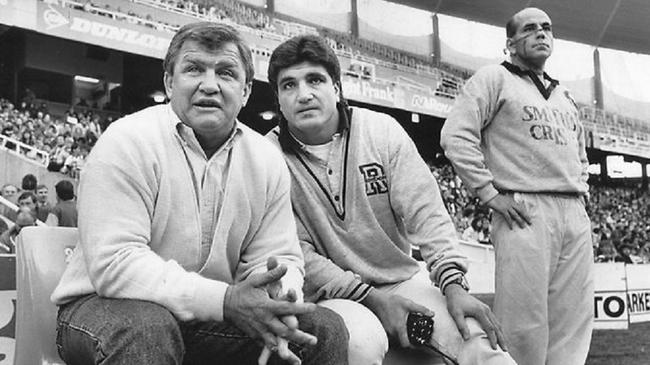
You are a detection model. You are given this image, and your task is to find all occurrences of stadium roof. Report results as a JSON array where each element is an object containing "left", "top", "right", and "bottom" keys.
[{"left": 393, "top": 0, "right": 650, "bottom": 55}]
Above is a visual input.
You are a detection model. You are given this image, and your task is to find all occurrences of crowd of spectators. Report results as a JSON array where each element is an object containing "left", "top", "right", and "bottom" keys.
[{"left": 0, "top": 97, "right": 102, "bottom": 178}]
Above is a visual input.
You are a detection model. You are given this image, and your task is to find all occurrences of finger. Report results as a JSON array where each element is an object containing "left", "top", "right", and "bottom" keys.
[
  {"left": 276, "top": 338, "right": 298, "bottom": 364},
  {"left": 507, "top": 209, "right": 525, "bottom": 229},
  {"left": 258, "top": 346, "right": 272, "bottom": 365},
  {"left": 451, "top": 310, "right": 470, "bottom": 341},
  {"left": 473, "top": 311, "right": 498, "bottom": 350},
  {"left": 278, "top": 342, "right": 301, "bottom": 365},
  {"left": 283, "top": 328, "right": 318, "bottom": 346},
  {"left": 285, "top": 288, "right": 298, "bottom": 302},
  {"left": 265, "top": 316, "right": 292, "bottom": 338},
  {"left": 407, "top": 301, "right": 435, "bottom": 318},
  {"left": 269, "top": 301, "right": 317, "bottom": 316},
  {"left": 281, "top": 314, "right": 299, "bottom": 330},
  {"left": 267, "top": 256, "right": 279, "bottom": 271},
  {"left": 489, "top": 314, "right": 508, "bottom": 351},
  {"left": 251, "top": 265, "right": 288, "bottom": 287},
  {"left": 512, "top": 205, "right": 531, "bottom": 226},
  {"left": 500, "top": 210, "right": 513, "bottom": 229},
  {"left": 397, "top": 325, "right": 411, "bottom": 348}
]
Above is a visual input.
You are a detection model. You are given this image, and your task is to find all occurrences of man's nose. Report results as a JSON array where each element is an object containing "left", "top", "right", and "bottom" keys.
[
  {"left": 199, "top": 71, "right": 221, "bottom": 93},
  {"left": 297, "top": 84, "right": 313, "bottom": 103}
]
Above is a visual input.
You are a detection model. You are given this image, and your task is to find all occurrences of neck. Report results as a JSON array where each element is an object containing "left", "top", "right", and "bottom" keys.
[
  {"left": 510, "top": 56, "right": 545, "bottom": 76},
  {"left": 289, "top": 111, "right": 340, "bottom": 146},
  {"left": 194, "top": 126, "right": 234, "bottom": 158}
]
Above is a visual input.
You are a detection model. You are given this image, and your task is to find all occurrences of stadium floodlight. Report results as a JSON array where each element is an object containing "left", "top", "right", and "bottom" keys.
[
  {"left": 260, "top": 111, "right": 276, "bottom": 121},
  {"left": 74, "top": 75, "right": 100, "bottom": 84},
  {"left": 150, "top": 91, "right": 166, "bottom": 103}
]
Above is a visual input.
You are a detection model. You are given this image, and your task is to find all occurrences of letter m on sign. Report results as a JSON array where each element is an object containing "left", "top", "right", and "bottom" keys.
[{"left": 359, "top": 163, "right": 388, "bottom": 196}]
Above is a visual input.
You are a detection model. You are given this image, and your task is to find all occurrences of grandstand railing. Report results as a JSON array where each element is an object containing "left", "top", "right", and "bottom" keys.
[
  {"left": 56, "top": 0, "right": 177, "bottom": 33},
  {"left": 0, "top": 135, "right": 50, "bottom": 167}
]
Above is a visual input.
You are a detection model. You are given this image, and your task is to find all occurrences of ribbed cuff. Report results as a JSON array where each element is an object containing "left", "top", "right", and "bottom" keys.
[
  {"left": 436, "top": 264, "right": 465, "bottom": 292},
  {"left": 349, "top": 281, "right": 374, "bottom": 302},
  {"left": 477, "top": 183, "right": 499, "bottom": 204}
]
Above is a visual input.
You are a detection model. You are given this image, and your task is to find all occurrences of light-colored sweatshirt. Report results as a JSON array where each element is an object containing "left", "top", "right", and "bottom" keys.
[
  {"left": 440, "top": 62, "right": 589, "bottom": 203},
  {"left": 267, "top": 106, "right": 467, "bottom": 303},
  {"left": 51, "top": 104, "right": 304, "bottom": 322}
]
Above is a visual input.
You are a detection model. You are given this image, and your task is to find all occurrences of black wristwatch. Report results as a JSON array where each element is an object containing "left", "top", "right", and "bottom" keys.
[{"left": 444, "top": 275, "right": 470, "bottom": 294}]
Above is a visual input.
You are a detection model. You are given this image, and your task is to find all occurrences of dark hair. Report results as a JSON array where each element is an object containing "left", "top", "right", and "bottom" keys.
[
  {"left": 267, "top": 35, "right": 342, "bottom": 96},
  {"left": 55, "top": 180, "right": 75, "bottom": 201},
  {"left": 506, "top": 17, "right": 517, "bottom": 38},
  {"left": 163, "top": 22, "right": 254, "bottom": 83},
  {"left": 18, "top": 191, "right": 36, "bottom": 204},
  {"left": 21, "top": 173, "right": 37, "bottom": 191}
]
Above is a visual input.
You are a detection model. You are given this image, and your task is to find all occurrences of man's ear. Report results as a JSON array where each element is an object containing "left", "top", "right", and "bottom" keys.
[
  {"left": 505, "top": 38, "right": 515, "bottom": 56},
  {"left": 241, "top": 81, "right": 252, "bottom": 106},
  {"left": 163, "top": 72, "right": 173, "bottom": 99},
  {"left": 334, "top": 82, "right": 341, "bottom": 102}
]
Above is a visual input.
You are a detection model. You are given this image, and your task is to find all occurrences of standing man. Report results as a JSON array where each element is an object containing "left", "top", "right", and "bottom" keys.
[
  {"left": 35, "top": 184, "right": 51, "bottom": 222},
  {"left": 266, "top": 34, "right": 515, "bottom": 365},
  {"left": 45, "top": 180, "right": 78, "bottom": 227},
  {"left": 52, "top": 22, "right": 348, "bottom": 365},
  {"left": 441, "top": 8, "right": 594, "bottom": 365}
]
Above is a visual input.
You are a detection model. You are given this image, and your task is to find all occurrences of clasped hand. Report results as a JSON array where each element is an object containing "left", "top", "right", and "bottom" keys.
[{"left": 224, "top": 257, "right": 316, "bottom": 365}]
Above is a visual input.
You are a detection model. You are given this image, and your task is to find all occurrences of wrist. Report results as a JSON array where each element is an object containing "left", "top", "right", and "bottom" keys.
[{"left": 442, "top": 275, "right": 470, "bottom": 296}]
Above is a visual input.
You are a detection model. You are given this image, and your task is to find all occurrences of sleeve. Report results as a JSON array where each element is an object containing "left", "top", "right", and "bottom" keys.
[
  {"left": 296, "top": 215, "right": 373, "bottom": 303},
  {"left": 383, "top": 117, "right": 468, "bottom": 289},
  {"left": 440, "top": 68, "right": 502, "bottom": 203},
  {"left": 77, "top": 138, "right": 229, "bottom": 322},
  {"left": 237, "top": 153, "right": 306, "bottom": 302},
  {"left": 577, "top": 117, "right": 589, "bottom": 190}
]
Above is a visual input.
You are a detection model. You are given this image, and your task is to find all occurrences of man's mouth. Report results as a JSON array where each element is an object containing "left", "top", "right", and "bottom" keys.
[{"left": 194, "top": 100, "right": 221, "bottom": 109}]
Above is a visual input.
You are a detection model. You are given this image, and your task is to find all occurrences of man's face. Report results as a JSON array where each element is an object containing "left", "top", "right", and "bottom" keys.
[
  {"left": 276, "top": 62, "right": 340, "bottom": 144},
  {"left": 36, "top": 188, "right": 49, "bottom": 203},
  {"left": 508, "top": 8, "right": 554, "bottom": 68},
  {"left": 1, "top": 185, "right": 18, "bottom": 203},
  {"left": 18, "top": 197, "right": 36, "bottom": 213},
  {"left": 164, "top": 40, "right": 251, "bottom": 141}
]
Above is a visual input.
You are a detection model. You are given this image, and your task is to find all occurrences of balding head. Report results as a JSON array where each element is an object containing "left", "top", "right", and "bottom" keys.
[
  {"left": 505, "top": 7, "right": 554, "bottom": 71},
  {"left": 506, "top": 8, "right": 550, "bottom": 38}
]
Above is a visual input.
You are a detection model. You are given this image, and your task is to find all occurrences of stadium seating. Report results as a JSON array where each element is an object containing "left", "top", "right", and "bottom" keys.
[{"left": 14, "top": 227, "right": 78, "bottom": 365}]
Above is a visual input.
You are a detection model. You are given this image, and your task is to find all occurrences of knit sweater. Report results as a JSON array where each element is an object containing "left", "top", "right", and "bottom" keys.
[
  {"left": 51, "top": 104, "right": 304, "bottom": 322},
  {"left": 267, "top": 107, "right": 467, "bottom": 303},
  {"left": 441, "top": 62, "right": 589, "bottom": 203}
]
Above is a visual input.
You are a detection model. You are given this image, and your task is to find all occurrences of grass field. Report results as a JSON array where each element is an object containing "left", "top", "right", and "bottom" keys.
[
  {"left": 588, "top": 322, "right": 650, "bottom": 365},
  {"left": 473, "top": 294, "right": 649, "bottom": 364}
]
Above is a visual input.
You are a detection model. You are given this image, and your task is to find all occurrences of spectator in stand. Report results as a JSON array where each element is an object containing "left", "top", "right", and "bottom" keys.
[
  {"left": 0, "top": 208, "right": 35, "bottom": 254},
  {"left": 46, "top": 180, "right": 78, "bottom": 227},
  {"left": 35, "top": 184, "right": 51, "bottom": 222},
  {"left": 51, "top": 22, "right": 347, "bottom": 365},
  {"left": 0, "top": 183, "right": 19, "bottom": 218},
  {"left": 21, "top": 173, "right": 37, "bottom": 194},
  {"left": 16, "top": 191, "right": 38, "bottom": 219}
]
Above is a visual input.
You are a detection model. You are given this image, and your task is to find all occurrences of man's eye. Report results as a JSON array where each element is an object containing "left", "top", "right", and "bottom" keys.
[
  {"left": 310, "top": 78, "right": 324, "bottom": 85},
  {"left": 281, "top": 82, "right": 295, "bottom": 90},
  {"left": 184, "top": 65, "right": 200, "bottom": 73},
  {"left": 218, "top": 69, "right": 234, "bottom": 77}
]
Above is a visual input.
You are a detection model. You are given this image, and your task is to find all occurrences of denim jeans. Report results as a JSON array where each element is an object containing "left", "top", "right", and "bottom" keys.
[{"left": 56, "top": 294, "right": 349, "bottom": 365}]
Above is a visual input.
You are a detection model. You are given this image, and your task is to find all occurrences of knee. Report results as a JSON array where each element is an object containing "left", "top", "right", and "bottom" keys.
[
  {"left": 458, "top": 318, "right": 516, "bottom": 365},
  {"left": 97, "top": 299, "right": 183, "bottom": 361},
  {"left": 319, "top": 299, "right": 388, "bottom": 365}
]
